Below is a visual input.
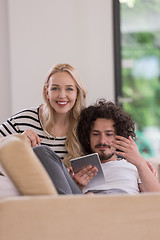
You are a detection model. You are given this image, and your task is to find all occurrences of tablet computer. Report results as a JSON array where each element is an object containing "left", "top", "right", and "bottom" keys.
[{"left": 70, "top": 153, "right": 106, "bottom": 188}]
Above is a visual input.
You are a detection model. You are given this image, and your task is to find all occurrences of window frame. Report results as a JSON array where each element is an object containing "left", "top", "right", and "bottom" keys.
[{"left": 112, "top": 0, "right": 122, "bottom": 104}]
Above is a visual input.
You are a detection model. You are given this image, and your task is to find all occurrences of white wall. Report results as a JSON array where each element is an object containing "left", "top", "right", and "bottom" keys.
[
  {"left": 0, "top": 0, "right": 115, "bottom": 123},
  {"left": 0, "top": 0, "right": 11, "bottom": 122}
]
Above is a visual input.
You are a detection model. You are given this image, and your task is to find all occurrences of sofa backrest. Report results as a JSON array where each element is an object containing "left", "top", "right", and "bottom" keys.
[
  {"left": 0, "top": 134, "right": 57, "bottom": 196},
  {"left": 1, "top": 193, "right": 160, "bottom": 240}
]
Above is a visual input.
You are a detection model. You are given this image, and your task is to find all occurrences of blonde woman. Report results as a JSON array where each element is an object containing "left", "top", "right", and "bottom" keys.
[{"left": 0, "top": 63, "right": 86, "bottom": 167}]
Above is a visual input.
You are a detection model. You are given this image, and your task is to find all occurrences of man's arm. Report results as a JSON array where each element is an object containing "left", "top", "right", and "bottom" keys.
[{"left": 112, "top": 135, "right": 160, "bottom": 192}]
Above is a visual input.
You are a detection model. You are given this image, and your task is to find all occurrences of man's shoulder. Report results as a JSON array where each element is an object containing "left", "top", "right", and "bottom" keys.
[
  {"left": 121, "top": 158, "right": 138, "bottom": 170},
  {"left": 102, "top": 159, "right": 135, "bottom": 168}
]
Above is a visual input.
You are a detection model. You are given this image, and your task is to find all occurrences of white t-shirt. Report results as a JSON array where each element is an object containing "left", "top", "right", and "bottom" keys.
[{"left": 83, "top": 159, "right": 141, "bottom": 194}]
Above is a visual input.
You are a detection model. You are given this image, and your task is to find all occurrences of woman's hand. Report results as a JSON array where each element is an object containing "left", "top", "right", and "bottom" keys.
[
  {"left": 69, "top": 165, "right": 98, "bottom": 190},
  {"left": 22, "top": 129, "right": 42, "bottom": 147}
]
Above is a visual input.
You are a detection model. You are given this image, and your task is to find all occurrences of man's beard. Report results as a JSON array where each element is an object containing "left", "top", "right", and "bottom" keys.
[
  {"left": 94, "top": 144, "right": 114, "bottom": 162},
  {"left": 99, "top": 151, "right": 114, "bottom": 161}
]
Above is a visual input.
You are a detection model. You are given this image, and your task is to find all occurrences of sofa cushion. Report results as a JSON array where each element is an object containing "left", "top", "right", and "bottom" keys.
[{"left": 0, "top": 134, "right": 57, "bottom": 196}]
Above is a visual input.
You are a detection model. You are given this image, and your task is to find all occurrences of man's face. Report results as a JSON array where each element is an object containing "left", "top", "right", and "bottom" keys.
[{"left": 90, "top": 118, "right": 116, "bottom": 163}]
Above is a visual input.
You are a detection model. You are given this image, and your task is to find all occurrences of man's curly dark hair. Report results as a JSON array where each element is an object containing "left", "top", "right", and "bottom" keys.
[{"left": 77, "top": 98, "right": 136, "bottom": 154}]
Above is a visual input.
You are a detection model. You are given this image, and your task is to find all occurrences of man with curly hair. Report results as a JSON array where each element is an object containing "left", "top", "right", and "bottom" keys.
[
  {"left": 30, "top": 99, "right": 160, "bottom": 195},
  {"left": 73, "top": 98, "right": 160, "bottom": 194}
]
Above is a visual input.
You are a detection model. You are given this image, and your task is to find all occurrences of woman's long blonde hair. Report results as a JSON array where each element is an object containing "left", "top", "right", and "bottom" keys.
[{"left": 42, "top": 63, "right": 86, "bottom": 167}]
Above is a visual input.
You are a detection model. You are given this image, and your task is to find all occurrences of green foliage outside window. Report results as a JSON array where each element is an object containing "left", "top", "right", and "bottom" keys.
[{"left": 120, "top": 0, "right": 160, "bottom": 157}]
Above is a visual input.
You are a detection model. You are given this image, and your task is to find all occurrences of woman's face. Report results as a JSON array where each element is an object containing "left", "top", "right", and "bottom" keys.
[{"left": 46, "top": 71, "right": 78, "bottom": 116}]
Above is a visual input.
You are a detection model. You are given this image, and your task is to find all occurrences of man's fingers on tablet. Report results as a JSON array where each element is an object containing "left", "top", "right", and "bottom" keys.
[
  {"left": 88, "top": 167, "right": 98, "bottom": 176},
  {"left": 84, "top": 167, "right": 98, "bottom": 181},
  {"left": 77, "top": 165, "right": 92, "bottom": 176},
  {"left": 81, "top": 166, "right": 98, "bottom": 177}
]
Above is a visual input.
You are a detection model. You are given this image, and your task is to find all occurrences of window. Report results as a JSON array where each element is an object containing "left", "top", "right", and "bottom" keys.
[{"left": 113, "top": 0, "right": 160, "bottom": 159}]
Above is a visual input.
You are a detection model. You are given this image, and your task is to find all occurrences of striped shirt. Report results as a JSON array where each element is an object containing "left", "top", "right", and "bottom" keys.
[{"left": 0, "top": 107, "right": 67, "bottom": 159}]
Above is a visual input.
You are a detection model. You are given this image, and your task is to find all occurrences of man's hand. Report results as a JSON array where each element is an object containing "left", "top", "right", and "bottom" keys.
[
  {"left": 112, "top": 135, "right": 157, "bottom": 176},
  {"left": 146, "top": 161, "right": 157, "bottom": 177},
  {"left": 112, "top": 135, "right": 143, "bottom": 167},
  {"left": 22, "top": 129, "right": 42, "bottom": 147},
  {"left": 112, "top": 135, "right": 160, "bottom": 192},
  {"left": 69, "top": 165, "right": 98, "bottom": 190}
]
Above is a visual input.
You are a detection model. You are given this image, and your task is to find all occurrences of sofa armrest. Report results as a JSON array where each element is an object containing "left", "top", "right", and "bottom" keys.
[{"left": 0, "top": 134, "right": 57, "bottom": 196}]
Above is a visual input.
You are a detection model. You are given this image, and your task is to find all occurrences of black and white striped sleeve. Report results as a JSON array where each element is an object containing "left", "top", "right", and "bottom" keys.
[{"left": 0, "top": 118, "right": 20, "bottom": 137}]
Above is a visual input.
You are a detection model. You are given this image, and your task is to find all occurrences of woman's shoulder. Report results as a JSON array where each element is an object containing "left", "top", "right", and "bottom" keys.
[{"left": 10, "top": 106, "right": 40, "bottom": 119}]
